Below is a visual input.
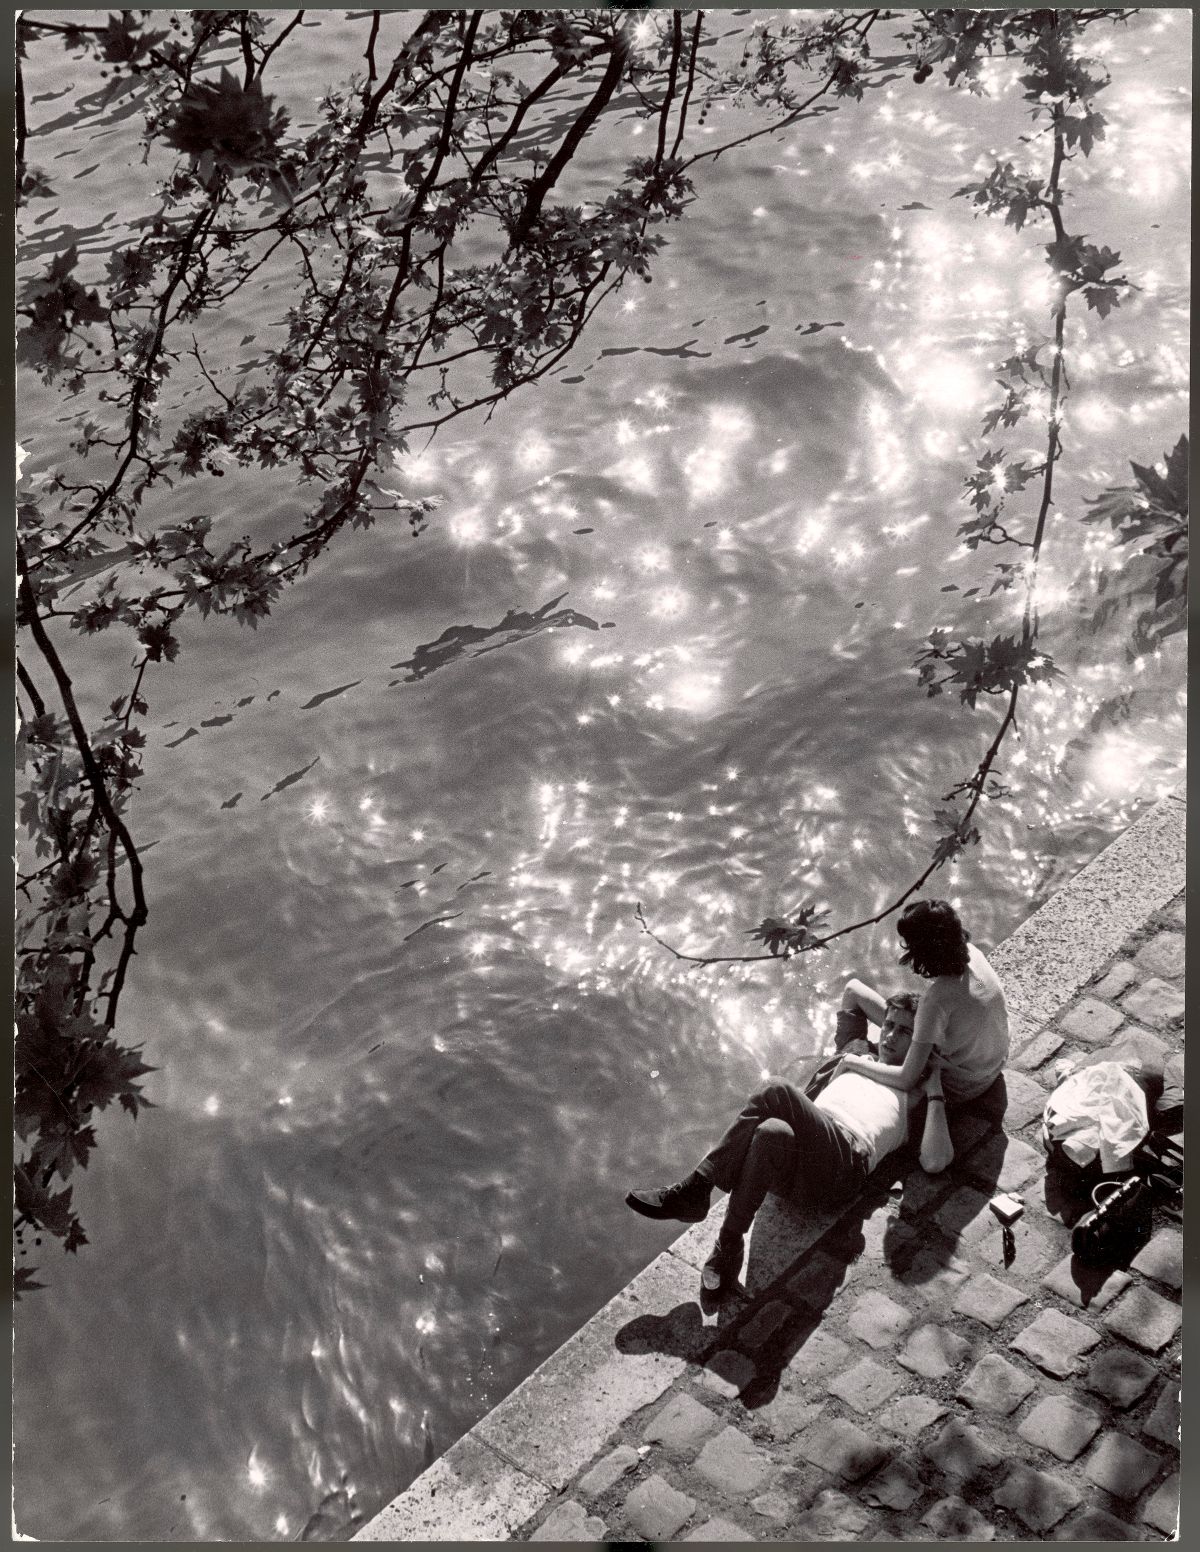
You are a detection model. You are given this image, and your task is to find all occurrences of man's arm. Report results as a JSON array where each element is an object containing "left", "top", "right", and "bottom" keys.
[{"left": 840, "top": 1037, "right": 931, "bottom": 1092}]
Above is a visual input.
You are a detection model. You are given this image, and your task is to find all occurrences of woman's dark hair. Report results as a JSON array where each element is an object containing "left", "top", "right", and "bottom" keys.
[{"left": 897, "top": 899, "right": 970, "bottom": 979}]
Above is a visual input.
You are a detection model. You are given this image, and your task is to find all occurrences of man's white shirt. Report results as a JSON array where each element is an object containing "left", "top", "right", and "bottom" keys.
[{"left": 815, "top": 1071, "right": 910, "bottom": 1171}]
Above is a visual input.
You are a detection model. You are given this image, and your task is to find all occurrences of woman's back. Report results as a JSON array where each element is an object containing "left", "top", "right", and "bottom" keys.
[{"left": 917, "top": 943, "right": 1009, "bottom": 1101}]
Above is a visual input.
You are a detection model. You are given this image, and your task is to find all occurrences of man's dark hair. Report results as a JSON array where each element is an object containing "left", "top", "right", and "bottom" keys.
[
  {"left": 897, "top": 898, "right": 971, "bottom": 979},
  {"left": 884, "top": 990, "right": 920, "bottom": 1018}
]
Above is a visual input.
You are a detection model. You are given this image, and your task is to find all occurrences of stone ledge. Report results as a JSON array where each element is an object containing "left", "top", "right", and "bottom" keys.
[
  {"left": 472, "top": 1251, "right": 709, "bottom": 1492},
  {"left": 989, "top": 795, "right": 1185, "bottom": 1027},
  {"left": 351, "top": 1433, "right": 548, "bottom": 1542}
]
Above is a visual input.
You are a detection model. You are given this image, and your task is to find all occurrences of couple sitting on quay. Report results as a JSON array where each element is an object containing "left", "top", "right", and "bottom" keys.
[{"left": 627, "top": 899, "right": 1010, "bottom": 1293}]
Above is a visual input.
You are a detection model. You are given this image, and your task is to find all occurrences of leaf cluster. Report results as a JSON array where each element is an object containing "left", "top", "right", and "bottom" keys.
[
  {"left": 1081, "top": 436, "right": 1189, "bottom": 652},
  {"left": 747, "top": 902, "right": 831, "bottom": 958},
  {"left": 916, "top": 629, "right": 1063, "bottom": 709}
]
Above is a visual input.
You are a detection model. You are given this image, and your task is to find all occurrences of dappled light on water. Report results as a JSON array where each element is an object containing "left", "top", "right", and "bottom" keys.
[{"left": 13, "top": 7, "right": 1187, "bottom": 1546}]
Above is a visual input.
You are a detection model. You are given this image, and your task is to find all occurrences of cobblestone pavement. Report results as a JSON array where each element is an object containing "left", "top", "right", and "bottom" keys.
[{"left": 517, "top": 893, "right": 1183, "bottom": 1543}]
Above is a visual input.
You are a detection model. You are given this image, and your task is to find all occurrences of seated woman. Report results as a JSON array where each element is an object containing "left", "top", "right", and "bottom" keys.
[{"left": 837, "top": 898, "right": 1009, "bottom": 1104}]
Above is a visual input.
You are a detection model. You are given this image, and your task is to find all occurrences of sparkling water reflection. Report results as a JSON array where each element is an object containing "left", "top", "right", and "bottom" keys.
[{"left": 14, "top": 10, "right": 1188, "bottom": 1542}]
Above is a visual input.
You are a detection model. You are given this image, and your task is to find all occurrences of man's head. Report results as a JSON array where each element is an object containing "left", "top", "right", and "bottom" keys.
[{"left": 879, "top": 992, "right": 919, "bottom": 1065}]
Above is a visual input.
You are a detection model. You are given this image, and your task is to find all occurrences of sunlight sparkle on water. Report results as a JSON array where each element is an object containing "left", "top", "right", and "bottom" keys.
[
  {"left": 667, "top": 672, "right": 721, "bottom": 713},
  {"left": 909, "top": 356, "right": 986, "bottom": 412},
  {"left": 517, "top": 435, "right": 551, "bottom": 469},
  {"left": 450, "top": 511, "right": 485, "bottom": 546},
  {"left": 652, "top": 587, "right": 689, "bottom": 619}
]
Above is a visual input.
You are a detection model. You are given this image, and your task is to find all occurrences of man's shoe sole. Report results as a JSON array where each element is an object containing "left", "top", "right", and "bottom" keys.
[{"left": 624, "top": 1190, "right": 708, "bottom": 1223}]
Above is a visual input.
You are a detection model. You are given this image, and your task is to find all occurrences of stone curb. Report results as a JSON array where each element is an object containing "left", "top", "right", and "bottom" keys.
[{"left": 353, "top": 792, "right": 1185, "bottom": 1541}]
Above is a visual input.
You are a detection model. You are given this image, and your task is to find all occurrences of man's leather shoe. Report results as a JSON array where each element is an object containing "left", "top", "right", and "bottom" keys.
[
  {"left": 625, "top": 1177, "right": 711, "bottom": 1222},
  {"left": 701, "top": 1232, "right": 744, "bottom": 1293}
]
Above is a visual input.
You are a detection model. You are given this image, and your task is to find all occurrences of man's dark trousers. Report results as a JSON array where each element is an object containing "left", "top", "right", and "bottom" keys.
[{"left": 694, "top": 1080, "right": 871, "bottom": 1236}]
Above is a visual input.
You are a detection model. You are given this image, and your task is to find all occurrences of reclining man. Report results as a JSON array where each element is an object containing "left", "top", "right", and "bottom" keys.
[{"left": 626, "top": 989, "right": 934, "bottom": 1293}]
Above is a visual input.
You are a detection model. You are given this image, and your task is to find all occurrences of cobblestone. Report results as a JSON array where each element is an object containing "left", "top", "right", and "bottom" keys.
[
  {"left": 898, "top": 1168, "right": 948, "bottom": 1215},
  {"left": 782, "top": 1327, "right": 851, "bottom": 1386},
  {"left": 1058, "top": 997, "right": 1125, "bottom": 1044},
  {"left": 700, "top": 1349, "right": 757, "bottom": 1398},
  {"left": 793, "top": 1487, "right": 874, "bottom": 1539},
  {"left": 897, "top": 1322, "right": 972, "bottom": 1380},
  {"left": 753, "top": 1391, "right": 823, "bottom": 1442},
  {"left": 1010, "top": 1309, "right": 1100, "bottom": 1376},
  {"left": 577, "top": 1444, "right": 639, "bottom": 1496},
  {"left": 952, "top": 1272, "right": 1029, "bottom": 1329},
  {"left": 1014, "top": 1029, "right": 1064, "bottom": 1072},
  {"left": 958, "top": 1353, "right": 1037, "bottom": 1416},
  {"left": 1129, "top": 1227, "right": 1183, "bottom": 1289},
  {"left": 1016, "top": 1396, "right": 1102, "bottom": 1461},
  {"left": 934, "top": 1186, "right": 994, "bottom": 1241},
  {"left": 1101, "top": 1284, "right": 1181, "bottom": 1353},
  {"left": 739, "top": 1298, "right": 793, "bottom": 1351},
  {"left": 1041, "top": 1254, "right": 1130, "bottom": 1312},
  {"left": 1119, "top": 975, "right": 1184, "bottom": 1027},
  {"left": 963, "top": 1131, "right": 1045, "bottom": 1193},
  {"left": 786, "top": 1248, "right": 851, "bottom": 1307},
  {"left": 1133, "top": 930, "right": 1185, "bottom": 979},
  {"left": 1090, "top": 961, "right": 1138, "bottom": 1000},
  {"left": 851, "top": 1203, "right": 914, "bottom": 1263},
  {"left": 921, "top": 1495, "right": 996, "bottom": 1540},
  {"left": 622, "top": 1474, "right": 696, "bottom": 1541},
  {"left": 749, "top": 1489, "right": 791, "bottom": 1521},
  {"left": 993, "top": 1463, "right": 1082, "bottom": 1532},
  {"left": 795, "top": 1416, "right": 889, "bottom": 1481},
  {"left": 861, "top": 1456, "right": 923, "bottom": 1511},
  {"left": 898, "top": 1249, "right": 977, "bottom": 1309},
  {"left": 694, "top": 1426, "right": 773, "bottom": 1497},
  {"left": 877, "top": 1393, "right": 950, "bottom": 1439},
  {"left": 1084, "top": 1431, "right": 1161, "bottom": 1498},
  {"left": 999, "top": 1069, "right": 1052, "bottom": 1128},
  {"left": 1054, "top": 1507, "right": 1139, "bottom": 1540},
  {"left": 1142, "top": 1472, "right": 1180, "bottom": 1536},
  {"left": 682, "top": 1516, "right": 754, "bottom": 1541},
  {"left": 925, "top": 1418, "right": 1003, "bottom": 1483},
  {"left": 1141, "top": 1382, "right": 1180, "bottom": 1448},
  {"left": 828, "top": 1356, "right": 904, "bottom": 1413},
  {"left": 847, "top": 1289, "right": 913, "bottom": 1348},
  {"left": 1083, "top": 1347, "right": 1158, "bottom": 1408},
  {"left": 642, "top": 1394, "right": 719, "bottom": 1453},
  {"left": 529, "top": 1498, "right": 606, "bottom": 1541}
]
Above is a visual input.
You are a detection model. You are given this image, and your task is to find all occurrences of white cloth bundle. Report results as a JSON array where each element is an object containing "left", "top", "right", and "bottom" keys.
[{"left": 1042, "top": 1061, "right": 1149, "bottom": 1174}]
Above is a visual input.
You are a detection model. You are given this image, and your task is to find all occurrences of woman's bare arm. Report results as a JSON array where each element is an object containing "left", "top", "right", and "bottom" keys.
[{"left": 839, "top": 1039, "right": 931, "bottom": 1092}]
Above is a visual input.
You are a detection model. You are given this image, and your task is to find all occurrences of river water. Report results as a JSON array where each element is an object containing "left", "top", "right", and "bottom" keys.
[{"left": 14, "top": 9, "right": 1188, "bottom": 1542}]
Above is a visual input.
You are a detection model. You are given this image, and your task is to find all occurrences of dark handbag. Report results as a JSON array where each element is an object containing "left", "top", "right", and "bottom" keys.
[{"left": 1071, "top": 1174, "right": 1153, "bottom": 1265}]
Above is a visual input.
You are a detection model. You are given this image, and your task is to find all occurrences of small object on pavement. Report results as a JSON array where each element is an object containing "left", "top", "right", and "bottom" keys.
[{"left": 989, "top": 1192, "right": 1025, "bottom": 1225}]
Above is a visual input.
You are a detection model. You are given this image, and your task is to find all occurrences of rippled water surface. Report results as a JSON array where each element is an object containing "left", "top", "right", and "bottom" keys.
[{"left": 14, "top": 10, "right": 1188, "bottom": 1541}]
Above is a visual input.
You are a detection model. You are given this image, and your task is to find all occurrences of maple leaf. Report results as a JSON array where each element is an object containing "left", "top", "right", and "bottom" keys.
[
  {"left": 13, "top": 1267, "right": 46, "bottom": 1300},
  {"left": 163, "top": 69, "right": 289, "bottom": 172}
]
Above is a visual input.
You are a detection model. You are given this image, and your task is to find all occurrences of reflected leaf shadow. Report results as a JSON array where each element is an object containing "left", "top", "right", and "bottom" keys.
[{"left": 389, "top": 593, "right": 608, "bottom": 683}]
